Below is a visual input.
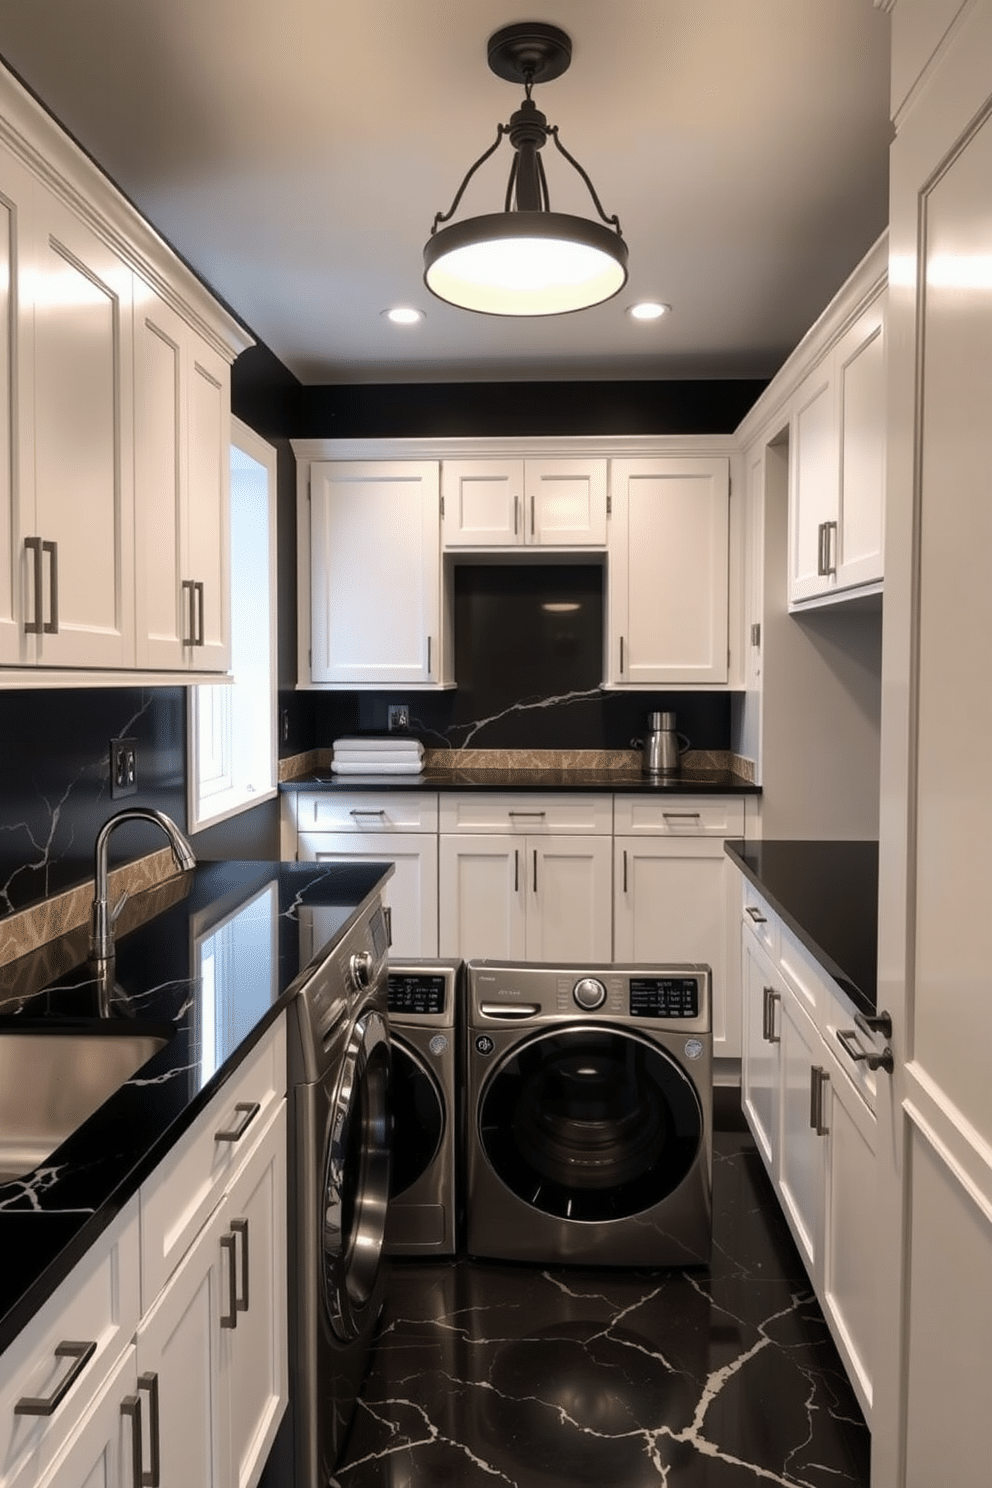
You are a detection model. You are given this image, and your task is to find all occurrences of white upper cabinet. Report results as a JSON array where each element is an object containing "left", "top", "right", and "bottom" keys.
[
  {"left": 789, "top": 290, "right": 886, "bottom": 607},
  {"left": 442, "top": 457, "right": 607, "bottom": 548},
  {"left": 607, "top": 456, "right": 730, "bottom": 686},
  {"left": 308, "top": 460, "right": 448, "bottom": 688},
  {"left": 0, "top": 62, "right": 249, "bottom": 682},
  {"left": 134, "top": 284, "right": 231, "bottom": 673}
]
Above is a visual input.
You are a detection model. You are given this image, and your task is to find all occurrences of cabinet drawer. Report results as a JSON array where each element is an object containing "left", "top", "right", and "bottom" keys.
[
  {"left": 294, "top": 791, "right": 438, "bottom": 833},
  {"left": 139, "top": 1016, "right": 286, "bottom": 1308},
  {"left": 439, "top": 793, "right": 613, "bottom": 835},
  {"left": 0, "top": 1198, "right": 140, "bottom": 1488},
  {"left": 778, "top": 923, "right": 828, "bottom": 1020},
  {"left": 741, "top": 882, "right": 779, "bottom": 959},
  {"left": 613, "top": 796, "right": 745, "bottom": 836}
]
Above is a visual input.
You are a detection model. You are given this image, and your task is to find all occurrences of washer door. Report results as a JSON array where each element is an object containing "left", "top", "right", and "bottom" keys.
[
  {"left": 322, "top": 1005, "right": 391, "bottom": 1342},
  {"left": 389, "top": 1039, "right": 445, "bottom": 1200},
  {"left": 478, "top": 1025, "right": 702, "bottom": 1222}
]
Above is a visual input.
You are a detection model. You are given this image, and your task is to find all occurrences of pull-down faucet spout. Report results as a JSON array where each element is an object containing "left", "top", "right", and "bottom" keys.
[{"left": 89, "top": 808, "right": 196, "bottom": 971}]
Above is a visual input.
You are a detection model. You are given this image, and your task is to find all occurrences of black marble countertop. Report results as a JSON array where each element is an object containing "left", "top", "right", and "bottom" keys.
[
  {"left": 281, "top": 767, "right": 760, "bottom": 794},
  {"left": 0, "top": 858, "right": 391, "bottom": 1354},
  {"left": 725, "top": 839, "right": 879, "bottom": 1015}
]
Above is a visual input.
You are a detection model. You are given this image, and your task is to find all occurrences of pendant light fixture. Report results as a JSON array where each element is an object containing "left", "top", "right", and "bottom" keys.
[{"left": 423, "top": 22, "right": 628, "bottom": 316}]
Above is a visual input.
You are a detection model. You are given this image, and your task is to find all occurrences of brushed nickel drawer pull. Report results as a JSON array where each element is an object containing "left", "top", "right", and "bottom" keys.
[
  {"left": 138, "top": 1372, "right": 161, "bottom": 1487},
  {"left": 231, "top": 1217, "right": 250, "bottom": 1313},
  {"left": 220, "top": 1231, "right": 238, "bottom": 1328},
  {"left": 745, "top": 905, "right": 767, "bottom": 924},
  {"left": 15, "top": 1340, "right": 97, "bottom": 1415},
  {"left": 215, "top": 1100, "right": 260, "bottom": 1143},
  {"left": 121, "top": 1394, "right": 144, "bottom": 1488}
]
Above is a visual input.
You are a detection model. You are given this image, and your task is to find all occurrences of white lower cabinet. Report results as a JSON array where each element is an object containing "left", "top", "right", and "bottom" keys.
[
  {"left": 135, "top": 1104, "right": 287, "bottom": 1488},
  {"left": 438, "top": 794, "right": 613, "bottom": 962},
  {"left": 739, "top": 889, "right": 875, "bottom": 1421},
  {"left": 438, "top": 832, "right": 613, "bottom": 962},
  {"left": 613, "top": 797, "right": 744, "bottom": 1060}
]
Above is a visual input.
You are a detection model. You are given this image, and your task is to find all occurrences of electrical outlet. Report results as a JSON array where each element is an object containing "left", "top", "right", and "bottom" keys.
[
  {"left": 388, "top": 705, "right": 410, "bottom": 732},
  {"left": 110, "top": 737, "right": 138, "bottom": 798}
]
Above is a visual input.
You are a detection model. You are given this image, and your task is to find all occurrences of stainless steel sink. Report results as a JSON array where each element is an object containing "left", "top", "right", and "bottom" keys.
[{"left": 0, "top": 1027, "right": 170, "bottom": 1183}]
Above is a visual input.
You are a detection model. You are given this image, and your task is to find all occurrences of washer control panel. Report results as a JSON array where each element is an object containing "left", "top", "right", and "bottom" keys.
[
  {"left": 388, "top": 972, "right": 447, "bottom": 1016},
  {"left": 629, "top": 976, "right": 701, "bottom": 1020},
  {"left": 572, "top": 976, "right": 607, "bottom": 1010}
]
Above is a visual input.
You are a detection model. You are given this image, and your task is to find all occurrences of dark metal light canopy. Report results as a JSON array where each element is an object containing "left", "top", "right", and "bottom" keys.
[{"left": 424, "top": 22, "right": 629, "bottom": 316}]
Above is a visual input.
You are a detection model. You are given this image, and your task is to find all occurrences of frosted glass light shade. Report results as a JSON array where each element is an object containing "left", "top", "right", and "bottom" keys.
[{"left": 424, "top": 211, "right": 628, "bottom": 315}]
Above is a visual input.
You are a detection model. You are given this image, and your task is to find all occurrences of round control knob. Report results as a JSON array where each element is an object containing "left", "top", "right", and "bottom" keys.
[
  {"left": 349, "top": 950, "right": 374, "bottom": 991},
  {"left": 573, "top": 976, "right": 607, "bottom": 1011}
]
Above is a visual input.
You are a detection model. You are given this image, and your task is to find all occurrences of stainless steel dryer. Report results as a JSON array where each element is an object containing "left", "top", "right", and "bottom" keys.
[
  {"left": 466, "top": 960, "right": 712, "bottom": 1267},
  {"left": 385, "top": 959, "right": 461, "bottom": 1256},
  {"left": 287, "top": 894, "right": 392, "bottom": 1485}
]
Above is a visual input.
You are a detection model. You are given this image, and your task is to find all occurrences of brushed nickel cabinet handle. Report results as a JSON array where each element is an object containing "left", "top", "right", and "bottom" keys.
[
  {"left": 623, "top": 848, "right": 628, "bottom": 894},
  {"left": 533, "top": 848, "right": 538, "bottom": 894},
  {"left": 24, "top": 535, "right": 43, "bottom": 634},
  {"left": 220, "top": 1231, "right": 238, "bottom": 1328},
  {"left": 215, "top": 1100, "right": 260, "bottom": 1143},
  {"left": 514, "top": 496, "right": 519, "bottom": 535},
  {"left": 619, "top": 635, "right": 625, "bottom": 674},
  {"left": 530, "top": 494, "right": 535, "bottom": 537},
  {"left": 121, "top": 1394, "right": 144, "bottom": 1488},
  {"left": 426, "top": 635, "right": 432, "bottom": 676},
  {"left": 762, "top": 987, "right": 780, "bottom": 1044},
  {"left": 231, "top": 1217, "right": 250, "bottom": 1313},
  {"left": 809, "top": 1065, "right": 829, "bottom": 1136},
  {"left": 15, "top": 1340, "right": 97, "bottom": 1415},
  {"left": 514, "top": 848, "right": 519, "bottom": 893},
  {"left": 43, "top": 540, "right": 58, "bottom": 633},
  {"left": 138, "top": 1372, "right": 161, "bottom": 1487},
  {"left": 194, "top": 580, "right": 205, "bottom": 646},
  {"left": 824, "top": 520, "right": 837, "bottom": 576},
  {"left": 745, "top": 905, "right": 767, "bottom": 924}
]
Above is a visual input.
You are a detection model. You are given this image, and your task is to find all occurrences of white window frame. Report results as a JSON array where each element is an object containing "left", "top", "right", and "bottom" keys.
[{"left": 187, "top": 416, "right": 278, "bottom": 832}]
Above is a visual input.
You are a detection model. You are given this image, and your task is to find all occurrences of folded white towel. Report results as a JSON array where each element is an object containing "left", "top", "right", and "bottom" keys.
[
  {"left": 333, "top": 748, "right": 423, "bottom": 766},
  {"left": 330, "top": 760, "right": 424, "bottom": 775},
  {"left": 333, "top": 736, "right": 423, "bottom": 755}
]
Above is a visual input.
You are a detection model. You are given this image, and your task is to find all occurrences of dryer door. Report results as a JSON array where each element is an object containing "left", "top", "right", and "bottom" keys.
[
  {"left": 389, "top": 1038, "right": 445, "bottom": 1199},
  {"left": 322, "top": 1005, "right": 391, "bottom": 1342},
  {"left": 478, "top": 1025, "right": 703, "bottom": 1222}
]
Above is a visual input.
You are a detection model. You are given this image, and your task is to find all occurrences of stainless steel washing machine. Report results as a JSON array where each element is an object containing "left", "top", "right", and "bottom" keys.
[
  {"left": 465, "top": 960, "right": 712, "bottom": 1267},
  {"left": 287, "top": 894, "right": 392, "bottom": 1485},
  {"left": 385, "top": 959, "right": 461, "bottom": 1257}
]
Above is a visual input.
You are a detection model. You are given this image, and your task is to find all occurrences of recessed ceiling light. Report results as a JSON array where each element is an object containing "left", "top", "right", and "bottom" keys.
[
  {"left": 627, "top": 301, "right": 670, "bottom": 321},
  {"left": 383, "top": 307, "right": 424, "bottom": 325}
]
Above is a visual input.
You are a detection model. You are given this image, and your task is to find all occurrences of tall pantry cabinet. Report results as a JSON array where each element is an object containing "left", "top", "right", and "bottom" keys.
[{"left": 873, "top": 3, "right": 992, "bottom": 1484}]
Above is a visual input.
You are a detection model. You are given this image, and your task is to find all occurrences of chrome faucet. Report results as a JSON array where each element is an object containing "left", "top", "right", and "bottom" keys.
[{"left": 90, "top": 808, "right": 196, "bottom": 970}]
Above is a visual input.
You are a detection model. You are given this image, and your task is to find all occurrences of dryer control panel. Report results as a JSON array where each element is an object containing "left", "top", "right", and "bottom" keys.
[{"left": 629, "top": 975, "right": 701, "bottom": 1019}]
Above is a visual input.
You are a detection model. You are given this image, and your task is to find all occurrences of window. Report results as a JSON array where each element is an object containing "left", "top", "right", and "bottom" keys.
[{"left": 187, "top": 417, "right": 277, "bottom": 831}]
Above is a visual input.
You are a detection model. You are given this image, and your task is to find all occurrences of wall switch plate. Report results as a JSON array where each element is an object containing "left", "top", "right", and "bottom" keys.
[
  {"left": 110, "top": 737, "right": 138, "bottom": 798},
  {"left": 388, "top": 705, "right": 410, "bottom": 732}
]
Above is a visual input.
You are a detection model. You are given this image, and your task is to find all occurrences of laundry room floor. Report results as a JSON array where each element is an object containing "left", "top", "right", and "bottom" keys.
[{"left": 332, "top": 1125, "right": 870, "bottom": 1487}]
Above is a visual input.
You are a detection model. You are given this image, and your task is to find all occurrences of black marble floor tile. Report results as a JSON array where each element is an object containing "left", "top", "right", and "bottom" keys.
[{"left": 333, "top": 1134, "right": 870, "bottom": 1487}]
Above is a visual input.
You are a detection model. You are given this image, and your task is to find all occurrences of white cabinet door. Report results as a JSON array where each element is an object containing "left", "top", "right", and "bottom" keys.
[
  {"left": 31, "top": 189, "right": 134, "bottom": 670},
  {"left": 788, "top": 362, "right": 838, "bottom": 603},
  {"left": 298, "top": 832, "right": 439, "bottom": 957},
  {"left": 776, "top": 988, "right": 824, "bottom": 1281},
  {"left": 310, "top": 461, "right": 441, "bottom": 686},
  {"left": 835, "top": 298, "right": 885, "bottom": 594},
  {"left": 527, "top": 836, "right": 612, "bottom": 961},
  {"left": 136, "top": 1204, "right": 224, "bottom": 1488},
  {"left": 740, "top": 927, "right": 781, "bottom": 1172},
  {"left": 438, "top": 834, "right": 527, "bottom": 960},
  {"left": 524, "top": 459, "right": 607, "bottom": 546},
  {"left": 613, "top": 835, "right": 739, "bottom": 1058},
  {"left": 818, "top": 1046, "right": 876, "bottom": 1421},
  {"left": 222, "top": 1107, "right": 288, "bottom": 1488},
  {"left": 186, "top": 342, "right": 231, "bottom": 672},
  {"left": 441, "top": 459, "right": 523, "bottom": 546},
  {"left": 608, "top": 457, "right": 730, "bottom": 685},
  {"left": 0, "top": 143, "right": 35, "bottom": 667},
  {"left": 441, "top": 458, "right": 606, "bottom": 548}
]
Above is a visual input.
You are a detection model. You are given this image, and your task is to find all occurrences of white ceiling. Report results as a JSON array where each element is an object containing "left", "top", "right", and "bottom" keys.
[{"left": 0, "top": 0, "right": 891, "bottom": 386}]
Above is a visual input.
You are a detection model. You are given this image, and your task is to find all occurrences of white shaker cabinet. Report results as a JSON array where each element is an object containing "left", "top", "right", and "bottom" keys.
[
  {"left": 307, "top": 461, "right": 448, "bottom": 688},
  {"left": 613, "top": 796, "right": 744, "bottom": 1060},
  {"left": 134, "top": 283, "right": 231, "bottom": 673},
  {"left": 441, "top": 457, "right": 607, "bottom": 548},
  {"left": 789, "top": 288, "right": 886, "bottom": 607},
  {"left": 737, "top": 881, "right": 876, "bottom": 1421},
  {"left": 19, "top": 185, "right": 135, "bottom": 671},
  {"left": 293, "top": 790, "right": 440, "bottom": 958},
  {"left": 607, "top": 457, "right": 730, "bottom": 686},
  {"left": 438, "top": 794, "right": 613, "bottom": 962}
]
